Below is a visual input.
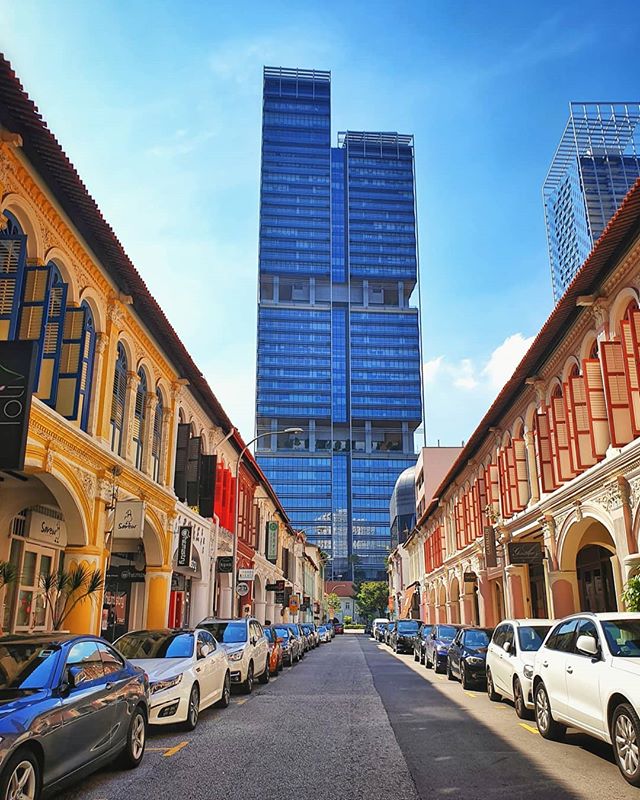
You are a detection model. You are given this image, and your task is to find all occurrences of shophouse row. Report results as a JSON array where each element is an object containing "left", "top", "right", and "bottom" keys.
[
  {"left": 0, "top": 56, "right": 325, "bottom": 639},
  {"left": 390, "top": 177, "right": 640, "bottom": 627}
]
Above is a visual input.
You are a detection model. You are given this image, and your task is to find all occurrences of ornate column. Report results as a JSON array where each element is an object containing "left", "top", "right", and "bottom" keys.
[
  {"left": 524, "top": 430, "right": 540, "bottom": 504},
  {"left": 141, "top": 391, "right": 157, "bottom": 476},
  {"left": 121, "top": 371, "right": 139, "bottom": 462},
  {"left": 160, "top": 406, "right": 174, "bottom": 487},
  {"left": 88, "top": 332, "right": 109, "bottom": 440}
]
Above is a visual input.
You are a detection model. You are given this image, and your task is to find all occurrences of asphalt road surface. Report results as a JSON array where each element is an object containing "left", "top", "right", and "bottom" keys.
[{"left": 57, "top": 633, "right": 637, "bottom": 800}]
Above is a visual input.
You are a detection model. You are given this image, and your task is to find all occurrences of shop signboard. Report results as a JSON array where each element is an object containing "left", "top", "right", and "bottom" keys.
[
  {"left": 238, "top": 568, "right": 255, "bottom": 582},
  {"left": 275, "top": 590, "right": 285, "bottom": 605},
  {"left": 0, "top": 341, "right": 37, "bottom": 471},
  {"left": 266, "top": 582, "right": 279, "bottom": 592},
  {"left": 508, "top": 541, "right": 543, "bottom": 565},
  {"left": 266, "top": 521, "right": 278, "bottom": 563},
  {"left": 217, "top": 556, "right": 233, "bottom": 573},
  {"left": 28, "top": 510, "right": 66, "bottom": 548},
  {"left": 113, "top": 500, "right": 145, "bottom": 539},
  {"left": 483, "top": 526, "right": 497, "bottom": 569},
  {"left": 236, "top": 582, "right": 249, "bottom": 597},
  {"left": 301, "top": 595, "right": 310, "bottom": 611},
  {"left": 289, "top": 594, "right": 300, "bottom": 613},
  {"left": 463, "top": 572, "right": 477, "bottom": 583},
  {"left": 106, "top": 564, "right": 146, "bottom": 583},
  {"left": 176, "top": 525, "right": 193, "bottom": 567}
]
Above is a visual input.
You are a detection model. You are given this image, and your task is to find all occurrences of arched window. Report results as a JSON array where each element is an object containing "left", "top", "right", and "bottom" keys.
[
  {"left": 37, "top": 264, "right": 68, "bottom": 404},
  {"left": 151, "top": 388, "right": 163, "bottom": 481},
  {"left": 78, "top": 303, "right": 96, "bottom": 431},
  {"left": 0, "top": 211, "right": 26, "bottom": 341},
  {"left": 56, "top": 299, "right": 96, "bottom": 428},
  {"left": 133, "top": 368, "right": 148, "bottom": 470},
  {"left": 110, "top": 343, "right": 127, "bottom": 455}
]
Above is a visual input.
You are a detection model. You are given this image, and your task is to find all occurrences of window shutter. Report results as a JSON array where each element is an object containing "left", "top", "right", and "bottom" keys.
[
  {"left": 498, "top": 448, "right": 511, "bottom": 518},
  {"left": 550, "top": 395, "right": 574, "bottom": 482},
  {"left": 214, "top": 462, "right": 224, "bottom": 520},
  {"left": 476, "top": 474, "right": 487, "bottom": 530},
  {"left": 506, "top": 443, "right": 520, "bottom": 513},
  {"left": 55, "top": 306, "right": 86, "bottom": 419},
  {"left": 562, "top": 381, "right": 580, "bottom": 475},
  {"left": 174, "top": 423, "right": 190, "bottom": 500},
  {"left": 227, "top": 472, "right": 236, "bottom": 532},
  {"left": 38, "top": 275, "right": 67, "bottom": 405},
  {"left": 19, "top": 263, "right": 51, "bottom": 391},
  {"left": 469, "top": 484, "right": 478, "bottom": 540},
  {"left": 454, "top": 500, "right": 462, "bottom": 550},
  {"left": 568, "top": 373, "right": 597, "bottom": 469},
  {"left": 463, "top": 491, "right": 472, "bottom": 545},
  {"left": 534, "top": 408, "right": 555, "bottom": 493},
  {"left": 621, "top": 318, "right": 640, "bottom": 436},
  {"left": 199, "top": 454, "right": 217, "bottom": 518},
  {"left": 600, "top": 341, "right": 633, "bottom": 447},
  {"left": 186, "top": 436, "right": 202, "bottom": 506},
  {"left": 583, "top": 358, "right": 610, "bottom": 457},
  {"left": 424, "top": 536, "right": 432, "bottom": 573},
  {"left": 0, "top": 234, "right": 26, "bottom": 341},
  {"left": 512, "top": 438, "right": 529, "bottom": 510},
  {"left": 486, "top": 463, "right": 500, "bottom": 516}
]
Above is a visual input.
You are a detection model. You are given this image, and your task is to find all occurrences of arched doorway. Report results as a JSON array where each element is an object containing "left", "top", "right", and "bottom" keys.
[
  {"left": 449, "top": 577, "right": 461, "bottom": 623},
  {"left": 576, "top": 545, "right": 617, "bottom": 612}
]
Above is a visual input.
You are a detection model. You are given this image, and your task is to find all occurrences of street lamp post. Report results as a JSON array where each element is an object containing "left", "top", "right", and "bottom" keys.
[{"left": 231, "top": 427, "right": 303, "bottom": 616}]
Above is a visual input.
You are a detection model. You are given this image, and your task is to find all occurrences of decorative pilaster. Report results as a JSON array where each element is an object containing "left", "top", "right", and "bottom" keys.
[
  {"left": 141, "top": 391, "right": 157, "bottom": 476},
  {"left": 524, "top": 430, "right": 540, "bottom": 504},
  {"left": 160, "top": 406, "right": 174, "bottom": 487}
]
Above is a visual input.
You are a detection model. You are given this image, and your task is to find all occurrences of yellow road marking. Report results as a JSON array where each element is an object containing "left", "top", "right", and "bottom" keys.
[
  {"left": 519, "top": 723, "right": 539, "bottom": 735},
  {"left": 163, "top": 741, "right": 189, "bottom": 757},
  {"left": 145, "top": 747, "right": 166, "bottom": 752},
  {"left": 464, "top": 691, "right": 477, "bottom": 698},
  {"left": 235, "top": 698, "right": 248, "bottom": 705}
]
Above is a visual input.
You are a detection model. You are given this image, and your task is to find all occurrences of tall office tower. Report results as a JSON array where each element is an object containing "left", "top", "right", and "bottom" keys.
[
  {"left": 544, "top": 102, "right": 640, "bottom": 302},
  {"left": 255, "top": 67, "right": 422, "bottom": 582}
]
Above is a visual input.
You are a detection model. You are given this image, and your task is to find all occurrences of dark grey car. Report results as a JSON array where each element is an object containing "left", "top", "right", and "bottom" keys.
[{"left": 0, "top": 633, "right": 149, "bottom": 799}]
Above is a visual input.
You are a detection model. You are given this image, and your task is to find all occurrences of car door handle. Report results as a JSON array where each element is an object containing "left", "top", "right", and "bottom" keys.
[
  {"left": 105, "top": 683, "right": 113, "bottom": 690},
  {"left": 195, "top": 667, "right": 202, "bottom": 673},
  {"left": 542, "top": 661, "right": 548, "bottom": 668},
  {"left": 566, "top": 667, "right": 573, "bottom": 674}
]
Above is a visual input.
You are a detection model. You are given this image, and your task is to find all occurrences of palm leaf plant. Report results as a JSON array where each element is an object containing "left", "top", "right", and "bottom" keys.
[
  {"left": 0, "top": 561, "right": 18, "bottom": 590},
  {"left": 622, "top": 575, "right": 640, "bottom": 613},
  {"left": 39, "top": 565, "right": 103, "bottom": 631}
]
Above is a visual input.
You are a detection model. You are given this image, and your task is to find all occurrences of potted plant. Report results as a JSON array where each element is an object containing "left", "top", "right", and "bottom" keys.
[
  {"left": 0, "top": 561, "right": 18, "bottom": 634},
  {"left": 622, "top": 575, "right": 640, "bottom": 613},
  {"left": 39, "top": 565, "right": 103, "bottom": 631}
]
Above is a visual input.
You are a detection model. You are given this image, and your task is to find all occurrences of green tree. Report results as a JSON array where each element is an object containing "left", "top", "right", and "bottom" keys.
[
  {"left": 325, "top": 592, "right": 342, "bottom": 618},
  {"left": 356, "top": 581, "right": 389, "bottom": 619},
  {"left": 622, "top": 575, "right": 640, "bottom": 612}
]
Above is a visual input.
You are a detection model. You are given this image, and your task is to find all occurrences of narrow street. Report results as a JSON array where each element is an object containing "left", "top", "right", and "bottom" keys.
[{"left": 58, "top": 633, "right": 636, "bottom": 800}]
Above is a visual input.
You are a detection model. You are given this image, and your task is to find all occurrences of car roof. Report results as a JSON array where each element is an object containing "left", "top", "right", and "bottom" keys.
[
  {"left": 499, "top": 619, "right": 555, "bottom": 626},
  {"left": 0, "top": 633, "right": 94, "bottom": 646},
  {"left": 561, "top": 612, "right": 640, "bottom": 622},
  {"left": 198, "top": 618, "right": 250, "bottom": 624}
]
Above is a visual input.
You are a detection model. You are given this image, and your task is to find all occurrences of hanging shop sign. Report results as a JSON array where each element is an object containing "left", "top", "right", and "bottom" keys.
[
  {"left": 288, "top": 594, "right": 300, "bottom": 613},
  {"left": 238, "top": 568, "right": 255, "bottom": 582},
  {"left": 236, "top": 582, "right": 249, "bottom": 597},
  {"left": 266, "top": 521, "right": 278, "bottom": 563},
  {"left": 302, "top": 595, "right": 311, "bottom": 610},
  {"left": 176, "top": 525, "right": 193, "bottom": 568},
  {"left": 0, "top": 341, "right": 37, "bottom": 471},
  {"left": 27, "top": 510, "right": 67, "bottom": 548},
  {"left": 463, "top": 572, "right": 477, "bottom": 583},
  {"left": 266, "top": 582, "right": 279, "bottom": 592},
  {"left": 113, "top": 500, "right": 145, "bottom": 539},
  {"left": 275, "top": 591, "right": 285, "bottom": 605},
  {"left": 217, "top": 556, "right": 233, "bottom": 573},
  {"left": 508, "top": 541, "right": 544, "bottom": 565},
  {"left": 483, "top": 526, "right": 497, "bottom": 569}
]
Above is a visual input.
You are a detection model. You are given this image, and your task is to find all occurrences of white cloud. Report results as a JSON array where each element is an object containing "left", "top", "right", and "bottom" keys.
[
  {"left": 423, "top": 356, "right": 443, "bottom": 383},
  {"left": 451, "top": 358, "right": 478, "bottom": 390},
  {"left": 482, "top": 333, "right": 535, "bottom": 391}
]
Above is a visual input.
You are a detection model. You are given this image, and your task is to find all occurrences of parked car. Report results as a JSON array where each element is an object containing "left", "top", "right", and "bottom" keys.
[
  {"left": 385, "top": 621, "right": 397, "bottom": 645},
  {"left": 0, "top": 633, "right": 149, "bottom": 800},
  {"left": 425, "top": 624, "right": 463, "bottom": 673},
  {"left": 364, "top": 620, "right": 373, "bottom": 636},
  {"left": 486, "top": 618, "right": 553, "bottom": 718},
  {"left": 115, "top": 628, "right": 229, "bottom": 730},
  {"left": 334, "top": 622, "right": 345, "bottom": 634},
  {"left": 446, "top": 626, "right": 493, "bottom": 688},
  {"left": 390, "top": 619, "right": 420, "bottom": 653},
  {"left": 197, "top": 617, "right": 269, "bottom": 693},
  {"left": 372, "top": 618, "right": 388, "bottom": 640},
  {"left": 300, "top": 623, "right": 318, "bottom": 648},
  {"left": 280, "top": 623, "right": 307, "bottom": 657},
  {"left": 532, "top": 613, "right": 640, "bottom": 786},
  {"left": 318, "top": 625, "right": 332, "bottom": 643},
  {"left": 413, "top": 623, "right": 434, "bottom": 663},
  {"left": 274, "top": 625, "right": 301, "bottom": 666},
  {"left": 375, "top": 621, "right": 389, "bottom": 642},
  {"left": 263, "top": 625, "right": 284, "bottom": 675}
]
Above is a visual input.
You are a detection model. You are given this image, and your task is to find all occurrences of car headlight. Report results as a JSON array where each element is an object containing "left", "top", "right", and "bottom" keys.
[
  {"left": 228, "top": 651, "right": 244, "bottom": 662},
  {"left": 150, "top": 674, "right": 183, "bottom": 694},
  {"left": 523, "top": 665, "right": 534, "bottom": 679},
  {"left": 465, "top": 656, "right": 484, "bottom": 666}
]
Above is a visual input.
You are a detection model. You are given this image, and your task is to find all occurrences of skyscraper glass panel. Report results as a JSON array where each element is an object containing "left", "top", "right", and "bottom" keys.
[
  {"left": 256, "top": 67, "right": 422, "bottom": 581},
  {"left": 544, "top": 102, "right": 640, "bottom": 302}
]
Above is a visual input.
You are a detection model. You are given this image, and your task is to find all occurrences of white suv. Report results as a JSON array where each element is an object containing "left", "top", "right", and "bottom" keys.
[
  {"left": 198, "top": 617, "right": 270, "bottom": 694},
  {"left": 485, "top": 618, "right": 554, "bottom": 719},
  {"left": 532, "top": 613, "right": 640, "bottom": 786}
]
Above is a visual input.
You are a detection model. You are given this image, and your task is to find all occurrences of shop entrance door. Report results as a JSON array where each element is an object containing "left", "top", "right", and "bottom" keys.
[
  {"left": 102, "top": 580, "right": 131, "bottom": 642},
  {"left": 13, "top": 544, "right": 56, "bottom": 632},
  {"left": 528, "top": 562, "right": 549, "bottom": 618},
  {"left": 577, "top": 545, "right": 617, "bottom": 612}
]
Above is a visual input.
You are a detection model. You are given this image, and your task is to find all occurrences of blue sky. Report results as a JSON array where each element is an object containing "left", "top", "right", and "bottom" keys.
[{"left": 3, "top": 1, "right": 639, "bottom": 446}]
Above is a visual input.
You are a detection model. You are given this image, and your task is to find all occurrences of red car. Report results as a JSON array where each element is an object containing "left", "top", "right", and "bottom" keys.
[{"left": 334, "top": 622, "right": 344, "bottom": 634}]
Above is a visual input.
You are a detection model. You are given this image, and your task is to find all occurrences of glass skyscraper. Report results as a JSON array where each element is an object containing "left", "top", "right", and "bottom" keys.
[
  {"left": 255, "top": 67, "right": 422, "bottom": 582},
  {"left": 544, "top": 102, "right": 640, "bottom": 302}
]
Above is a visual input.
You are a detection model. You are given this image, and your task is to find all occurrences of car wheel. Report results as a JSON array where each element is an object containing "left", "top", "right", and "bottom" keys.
[
  {"left": 258, "top": 658, "right": 270, "bottom": 684},
  {"left": 216, "top": 672, "right": 231, "bottom": 709},
  {"left": 425, "top": 651, "right": 432, "bottom": 669},
  {"left": 420, "top": 650, "right": 425, "bottom": 665},
  {"left": 241, "top": 662, "right": 254, "bottom": 694},
  {"left": 461, "top": 663, "right": 472, "bottom": 690},
  {"left": 535, "top": 683, "right": 565, "bottom": 741},
  {"left": 0, "top": 749, "right": 40, "bottom": 800},
  {"left": 612, "top": 703, "right": 640, "bottom": 786},
  {"left": 118, "top": 705, "right": 147, "bottom": 769},
  {"left": 486, "top": 669, "right": 500, "bottom": 701},
  {"left": 446, "top": 660, "right": 455, "bottom": 681},
  {"left": 414, "top": 650, "right": 419, "bottom": 662},
  {"left": 513, "top": 677, "right": 531, "bottom": 720},
  {"left": 434, "top": 657, "right": 444, "bottom": 674},
  {"left": 184, "top": 683, "right": 200, "bottom": 730}
]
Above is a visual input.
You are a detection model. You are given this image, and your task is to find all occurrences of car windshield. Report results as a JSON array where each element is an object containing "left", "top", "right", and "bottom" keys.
[
  {"left": 116, "top": 632, "right": 194, "bottom": 659},
  {"left": 603, "top": 620, "right": 640, "bottom": 657},
  {"left": 517, "top": 625, "right": 551, "bottom": 652},
  {"left": 264, "top": 628, "right": 274, "bottom": 643},
  {"left": 379, "top": 623, "right": 388, "bottom": 630},
  {"left": 437, "top": 626, "right": 457, "bottom": 641},
  {"left": 421, "top": 626, "right": 433, "bottom": 638},
  {"left": 397, "top": 621, "right": 420, "bottom": 633},
  {"left": 275, "top": 628, "right": 290, "bottom": 640},
  {"left": 464, "top": 630, "right": 490, "bottom": 648},
  {"left": 199, "top": 622, "right": 247, "bottom": 644},
  {"left": 0, "top": 641, "right": 60, "bottom": 690}
]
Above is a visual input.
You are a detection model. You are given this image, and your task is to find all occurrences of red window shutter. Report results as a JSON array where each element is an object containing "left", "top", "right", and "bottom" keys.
[
  {"left": 512, "top": 438, "right": 529, "bottom": 510},
  {"left": 469, "top": 485, "right": 478, "bottom": 541},
  {"left": 488, "top": 464, "right": 500, "bottom": 515},
  {"left": 455, "top": 501, "right": 462, "bottom": 550},
  {"left": 506, "top": 443, "right": 520, "bottom": 513},
  {"left": 463, "top": 491, "right": 472, "bottom": 545},
  {"left": 534, "top": 408, "right": 555, "bottom": 493},
  {"left": 424, "top": 538, "right": 431, "bottom": 573},
  {"left": 600, "top": 341, "right": 633, "bottom": 447},
  {"left": 477, "top": 474, "right": 487, "bottom": 524},
  {"left": 568, "top": 373, "right": 597, "bottom": 469},
  {"left": 621, "top": 318, "right": 640, "bottom": 436},
  {"left": 583, "top": 358, "right": 610, "bottom": 457},
  {"left": 214, "top": 463, "right": 224, "bottom": 518},
  {"left": 472, "top": 480, "right": 481, "bottom": 537},
  {"left": 498, "top": 448, "right": 511, "bottom": 519},
  {"left": 437, "top": 526, "right": 444, "bottom": 567},
  {"left": 562, "top": 381, "right": 580, "bottom": 475},
  {"left": 550, "top": 395, "right": 575, "bottom": 482}
]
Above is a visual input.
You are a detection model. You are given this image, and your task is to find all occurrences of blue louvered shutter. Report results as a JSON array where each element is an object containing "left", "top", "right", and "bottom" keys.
[
  {"left": 152, "top": 389, "right": 163, "bottom": 481},
  {"left": 38, "top": 268, "right": 68, "bottom": 405},
  {"left": 79, "top": 304, "right": 96, "bottom": 432},
  {"left": 110, "top": 344, "right": 127, "bottom": 454},
  {"left": 133, "top": 370, "right": 147, "bottom": 470},
  {"left": 55, "top": 306, "right": 86, "bottom": 419},
  {"left": 0, "top": 226, "right": 26, "bottom": 341},
  {"left": 18, "top": 263, "right": 51, "bottom": 391}
]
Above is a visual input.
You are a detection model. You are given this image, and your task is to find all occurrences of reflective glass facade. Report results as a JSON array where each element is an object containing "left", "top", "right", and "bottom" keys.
[
  {"left": 256, "top": 67, "right": 422, "bottom": 581},
  {"left": 544, "top": 103, "right": 640, "bottom": 302}
]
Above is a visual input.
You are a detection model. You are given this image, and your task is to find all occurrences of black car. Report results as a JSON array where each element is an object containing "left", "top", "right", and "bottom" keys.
[
  {"left": 0, "top": 633, "right": 149, "bottom": 799},
  {"left": 364, "top": 620, "right": 373, "bottom": 636},
  {"left": 425, "top": 623, "right": 463, "bottom": 673},
  {"left": 413, "top": 623, "right": 434, "bottom": 664},
  {"left": 375, "top": 621, "right": 388, "bottom": 642},
  {"left": 446, "top": 627, "right": 493, "bottom": 688},
  {"left": 384, "top": 621, "right": 396, "bottom": 645},
  {"left": 390, "top": 619, "right": 420, "bottom": 653}
]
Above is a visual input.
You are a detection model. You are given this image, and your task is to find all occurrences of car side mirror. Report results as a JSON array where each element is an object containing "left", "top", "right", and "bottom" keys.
[
  {"left": 199, "top": 644, "right": 211, "bottom": 659},
  {"left": 576, "top": 635, "right": 598, "bottom": 657},
  {"left": 67, "top": 666, "right": 84, "bottom": 689},
  {"left": 503, "top": 641, "right": 511, "bottom": 653}
]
